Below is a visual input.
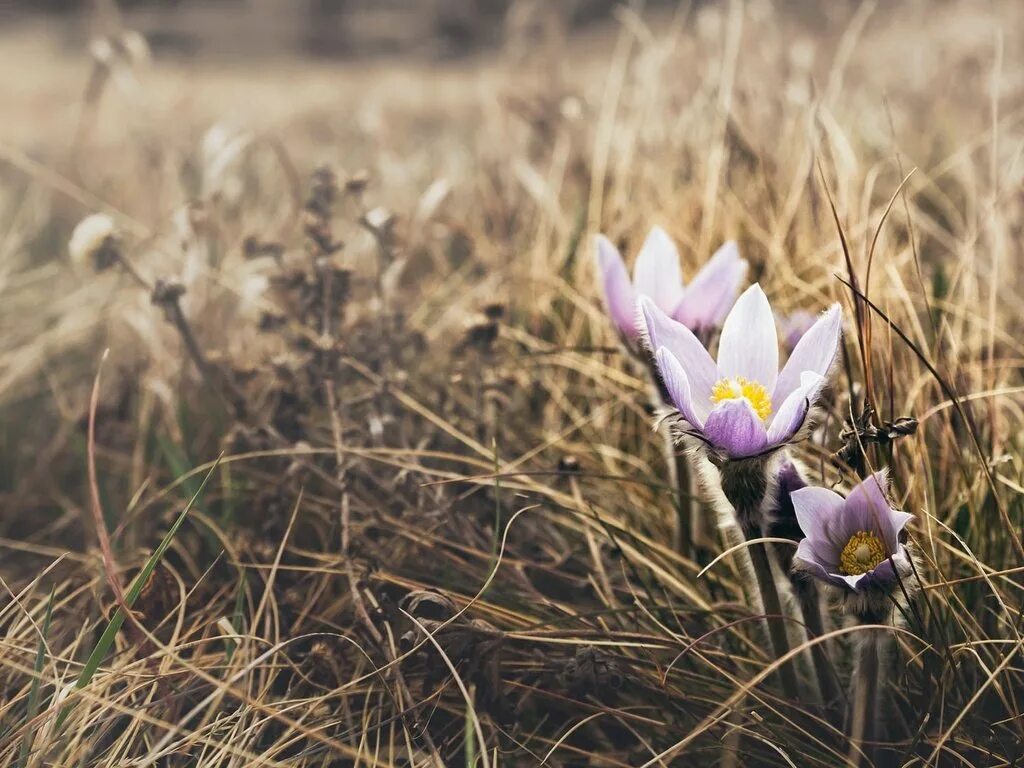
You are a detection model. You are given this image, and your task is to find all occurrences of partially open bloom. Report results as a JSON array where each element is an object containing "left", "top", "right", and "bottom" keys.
[
  {"left": 641, "top": 284, "right": 842, "bottom": 458},
  {"left": 792, "top": 471, "right": 914, "bottom": 593},
  {"left": 69, "top": 213, "right": 118, "bottom": 270},
  {"left": 594, "top": 227, "right": 747, "bottom": 344}
]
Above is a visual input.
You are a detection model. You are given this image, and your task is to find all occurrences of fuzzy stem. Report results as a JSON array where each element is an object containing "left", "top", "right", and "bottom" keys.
[
  {"left": 717, "top": 455, "right": 799, "bottom": 701},
  {"left": 793, "top": 576, "right": 843, "bottom": 721},
  {"left": 848, "top": 630, "right": 881, "bottom": 765},
  {"left": 744, "top": 529, "right": 801, "bottom": 701},
  {"left": 663, "top": 430, "right": 696, "bottom": 556}
]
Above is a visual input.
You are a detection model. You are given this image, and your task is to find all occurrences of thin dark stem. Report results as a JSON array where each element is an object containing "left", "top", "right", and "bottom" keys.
[
  {"left": 113, "top": 249, "right": 153, "bottom": 293},
  {"left": 168, "top": 297, "right": 246, "bottom": 417},
  {"left": 111, "top": 247, "right": 246, "bottom": 420}
]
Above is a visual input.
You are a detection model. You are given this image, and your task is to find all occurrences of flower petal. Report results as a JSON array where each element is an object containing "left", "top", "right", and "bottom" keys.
[
  {"left": 594, "top": 235, "right": 637, "bottom": 340},
  {"left": 791, "top": 485, "right": 846, "bottom": 567},
  {"left": 717, "top": 284, "right": 779, "bottom": 392},
  {"left": 673, "top": 240, "right": 748, "bottom": 330},
  {"left": 655, "top": 348, "right": 704, "bottom": 429},
  {"left": 794, "top": 539, "right": 833, "bottom": 578},
  {"left": 702, "top": 399, "right": 769, "bottom": 457},
  {"left": 836, "top": 572, "right": 869, "bottom": 591},
  {"left": 632, "top": 226, "right": 684, "bottom": 314},
  {"left": 845, "top": 470, "right": 912, "bottom": 552},
  {"left": 774, "top": 303, "right": 842, "bottom": 405},
  {"left": 639, "top": 297, "right": 719, "bottom": 415},
  {"left": 766, "top": 371, "right": 825, "bottom": 445}
]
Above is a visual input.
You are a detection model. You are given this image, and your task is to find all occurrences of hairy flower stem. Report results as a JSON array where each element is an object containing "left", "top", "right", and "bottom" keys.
[
  {"left": 665, "top": 431, "right": 696, "bottom": 556},
  {"left": 847, "top": 629, "right": 881, "bottom": 765},
  {"left": 717, "top": 455, "right": 800, "bottom": 701},
  {"left": 792, "top": 575, "right": 843, "bottom": 721},
  {"left": 744, "top": 530, "right": 801, "bottom": 700}
]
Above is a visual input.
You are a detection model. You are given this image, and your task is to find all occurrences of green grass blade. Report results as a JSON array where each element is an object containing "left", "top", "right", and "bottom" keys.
[
  {"left": 54, "top": 455, "right": 222, "bottom": 732},
  {"left": 17, "top": 585, "right": 55, "bottom": 768}
]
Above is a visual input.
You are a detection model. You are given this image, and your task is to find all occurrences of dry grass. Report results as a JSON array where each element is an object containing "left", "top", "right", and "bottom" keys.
[{"left": 1, "top": 1, "right": 1024, "bottom": 765}]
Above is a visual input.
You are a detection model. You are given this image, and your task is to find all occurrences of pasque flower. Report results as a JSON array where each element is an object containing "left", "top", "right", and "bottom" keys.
[
  {"left": 594, "top": 227, "right": 747, "bottom": 343},
  {"left": 792, "top": 471, "right": 914, "bottom": 592},
  {"left": 641, "top": 284, "right": 842, "bottom": 458}
]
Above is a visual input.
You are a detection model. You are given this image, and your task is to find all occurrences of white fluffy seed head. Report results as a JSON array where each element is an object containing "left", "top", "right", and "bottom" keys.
[{"left": 69, "top": 213, "right": 117, "bottom": 268}]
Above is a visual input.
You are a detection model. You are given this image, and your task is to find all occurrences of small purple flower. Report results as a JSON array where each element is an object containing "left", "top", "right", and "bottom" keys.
[
  {"left": 640, "top": 284, "right": 842, "bottom": 458},
  {"left": 791, "top": 471, "right": 914, "bottom": 593},
  {"left": 776, "top": 309, "right": 818, "bottom": 353},
  {"left": 593, "top": 227, "right": 747, "bottom": 344}
]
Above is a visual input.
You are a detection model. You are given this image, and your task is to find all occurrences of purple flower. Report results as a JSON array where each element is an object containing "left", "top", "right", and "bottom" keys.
[
  {"left": 776, "top": 309, "right": 818, "bottom": 353},
  {"left": 594, "top": 227, "right": 747, "bottom": 344},
  {"left": 791, "top": 471, "right": 914, "bottom": 593},
  {"left": 640, "top": 284, "right": 842, "bottom": 458}
]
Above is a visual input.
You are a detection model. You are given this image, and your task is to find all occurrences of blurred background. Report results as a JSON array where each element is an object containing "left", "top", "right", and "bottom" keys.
[{"left": 2, "top": 0, "right": 691, "bottom": 60}]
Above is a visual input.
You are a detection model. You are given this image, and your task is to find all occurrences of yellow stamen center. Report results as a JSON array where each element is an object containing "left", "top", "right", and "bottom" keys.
[
  {"left": 710, "top": 377, "right": 772, "bottom": 422},
  {"left": 839, "top": 531, "right": 886, "bottom": 576}
]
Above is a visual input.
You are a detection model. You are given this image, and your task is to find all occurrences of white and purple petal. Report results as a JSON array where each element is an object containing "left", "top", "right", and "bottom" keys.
[
  {"left": 673, "top": 240, "right": 748, "bottom": 330},
  {"left": 655, "top": 347, "right": 705, "bottom": 430},
  {"left": 703, "top": 399, "right": 769, "bottom": 457},
  {"left": 595, "top": 235, "right": 637, "bottom": 340},
  {"left": 791, "top": 485, "right": 846, "bottom": 566},
  {"left": 845, "top": 470, "right": 913, "bottom": 552},
  {"left": 639, "top": 297, "right": 719, "bottom": 414},
  {"left": 794, "top": 542, "right": 863, "bottom": 591},
  {"left": 632, "top": 226, "right": 684, "bottom": 314},
  {"left": 766, "top": 371, "right": 825, "bottom": 445},
  {"left": 717, "top": 284, "right": 779, "bottom": 392},
  {"left": 773, "top": 303, "right": 842, "bottom": 406},
  {"left": 794, "top": 539, "right": 835, "bottom": 580}
]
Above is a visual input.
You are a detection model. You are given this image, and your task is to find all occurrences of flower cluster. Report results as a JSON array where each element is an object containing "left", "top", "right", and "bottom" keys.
[
  {"left": 592, "top": 226, "right": 914, "bottom": 592},
  {"left": 593, "top": 225, "right": 919, "bottom": 724}
]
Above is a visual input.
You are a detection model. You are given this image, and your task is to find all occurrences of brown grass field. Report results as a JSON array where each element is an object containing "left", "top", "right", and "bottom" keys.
[{"left": 1, "top": 1, "right": 1024, "bottom": 765}]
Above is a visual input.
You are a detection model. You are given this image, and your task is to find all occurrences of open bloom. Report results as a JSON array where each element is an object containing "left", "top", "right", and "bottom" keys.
[
  {"left": 594, "top": 227, "right": 747, "bottom": 343},
  {"left": 792, "top": 471, "right": 914, "bottom": 592},
  {"left": 641, "top": 284, "right": 842, "bottom": 458}
]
